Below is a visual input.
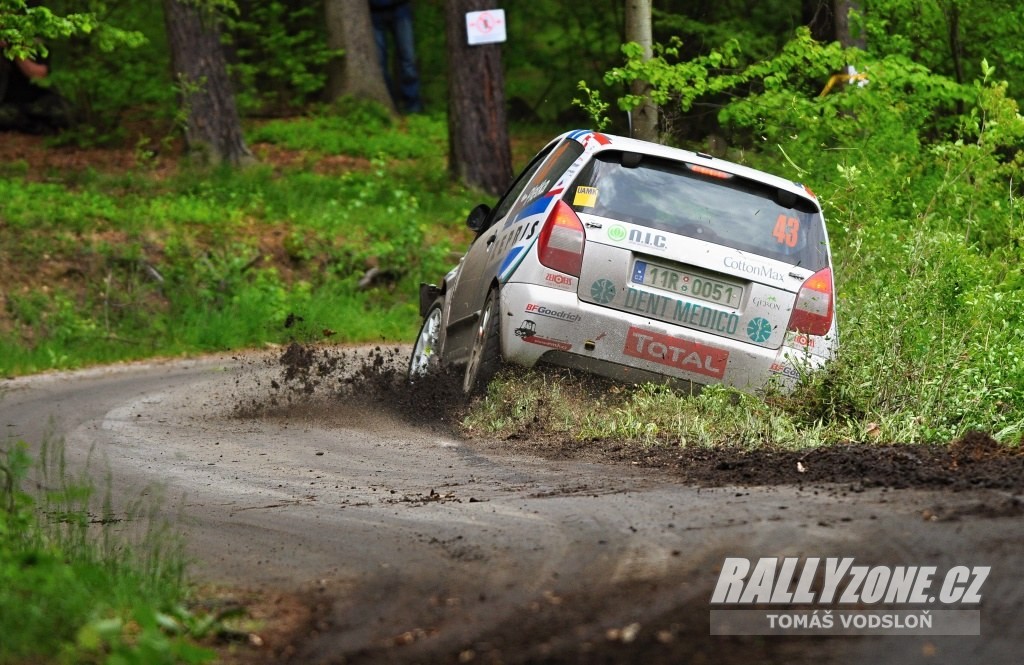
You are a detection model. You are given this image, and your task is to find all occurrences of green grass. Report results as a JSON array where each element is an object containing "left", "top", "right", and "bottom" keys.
[
  {"left": 0, "top": 441, "right": 217, "bottom": 664},
  {"left": 0, "top": 108, "right": 481, "bottom": 377},
  {"left": 463, "top": 371, "right": 826, "bottom": 450}
]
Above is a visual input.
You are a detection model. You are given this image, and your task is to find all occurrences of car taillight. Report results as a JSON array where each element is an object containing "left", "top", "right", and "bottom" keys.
[
  {"left": 787, "top": 267, "right": 834, "bottom": 336},
  {"left": 537, "top": 200, "right": 586, "bottom": 277}
]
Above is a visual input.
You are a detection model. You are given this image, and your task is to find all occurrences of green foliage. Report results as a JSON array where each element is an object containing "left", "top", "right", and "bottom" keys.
[
  {"left": 0, "top": 441, "right": 216, "bottom": 664},
  {"left": 225, "top": 1, "right": 338, "bottom": 114},
  {"left": 500, "top": 3, "right": 623, "bottom": 123},
  {"left": 561, "top": 23, "right": 1024, "bottom": 446},
  {"left": 0, "top": 0, "right": 144, "bottom": 60},
  {"left": 0, "top": 110, "right": 477, "bottom": 376},
  {"left": 572, "top": 80, "right": 611, "bottom": 131},
  {"left": 463, "top": 372, "right": 822, "bottom": 450},
  {"left": 40, "top": 1, "right": 170, "bottom": 146},
  {"left": 2, "top": 1, "right": 152, "bottom": 146},
  {"left": 862, "top": 0, "right": 1024, "bottom": 88},
  {"left": 248, "top": 100, "right": 443, "bottom": 160}
]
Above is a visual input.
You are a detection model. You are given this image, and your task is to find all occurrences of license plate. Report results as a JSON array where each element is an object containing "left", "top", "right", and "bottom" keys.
[{"left": 631, "top": 260, "right": 743, "bottom": 309}]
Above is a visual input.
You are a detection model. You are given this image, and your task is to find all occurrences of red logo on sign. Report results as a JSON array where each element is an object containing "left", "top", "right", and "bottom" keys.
[{"left": 623, "top": 326, "right": 729, "bottom": 378}]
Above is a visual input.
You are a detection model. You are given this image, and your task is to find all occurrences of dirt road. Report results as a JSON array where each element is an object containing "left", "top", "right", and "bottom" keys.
[{"left": 2, "top": 351, "right": 1022, "bottom": 664}]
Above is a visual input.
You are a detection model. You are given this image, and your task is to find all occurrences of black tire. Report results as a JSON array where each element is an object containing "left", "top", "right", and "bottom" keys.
[
  {"left": 408, "top": 298, "right": 445, "bottom": 381},
  {"left": 463, "top": 287, "right": 502, "bottom": 395}
]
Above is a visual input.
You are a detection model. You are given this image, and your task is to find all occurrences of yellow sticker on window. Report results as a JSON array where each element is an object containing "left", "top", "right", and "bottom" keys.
[{"left": 573, "top": 186, "right": 599, "bottom": 208}]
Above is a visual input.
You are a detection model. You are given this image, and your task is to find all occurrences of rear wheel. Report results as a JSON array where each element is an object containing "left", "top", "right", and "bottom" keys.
[
  {"left": 463, "top": 288, "right": 502, "bottom": 395},
  {"left": 408, "top": 298, "right": 444, "bottom": 381}
]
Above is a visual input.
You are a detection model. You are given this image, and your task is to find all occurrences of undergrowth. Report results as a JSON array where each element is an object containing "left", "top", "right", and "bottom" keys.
[
  {"left": 0, "top": 107, "right": 479, "bottom": 377},
  {"left": 467, "top": 50, "right": 1024, "bottom": 447},
  {"left": 0, "top": 441, "right": 218, "bottom": 664}
]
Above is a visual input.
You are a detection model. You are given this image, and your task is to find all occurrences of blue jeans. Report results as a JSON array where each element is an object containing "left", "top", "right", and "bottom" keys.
[{"left": 371, "top": 2, "right": 424, "bottom": 113}]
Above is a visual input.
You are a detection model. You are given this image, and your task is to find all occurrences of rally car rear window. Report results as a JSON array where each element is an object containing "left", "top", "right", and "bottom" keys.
[{"left": 569, "top": 151, "right": 830, "bottom": 271}]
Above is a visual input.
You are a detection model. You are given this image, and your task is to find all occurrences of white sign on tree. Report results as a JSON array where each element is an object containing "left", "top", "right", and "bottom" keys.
[{"left": 465, "top": 9, "right": 506, "bottom": 45}]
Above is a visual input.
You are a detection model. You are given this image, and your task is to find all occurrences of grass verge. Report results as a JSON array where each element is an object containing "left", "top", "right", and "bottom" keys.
[{"left": 1, "top": 440, "right": 221, "bottom": 664}]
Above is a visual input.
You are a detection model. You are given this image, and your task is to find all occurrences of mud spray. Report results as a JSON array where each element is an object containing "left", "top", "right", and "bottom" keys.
[
  {"left": 227, "top": 317, "right": 1024, "bottom": 494},
  {"left": 232, "top": 340, "right": 470, "bottom": 435}
]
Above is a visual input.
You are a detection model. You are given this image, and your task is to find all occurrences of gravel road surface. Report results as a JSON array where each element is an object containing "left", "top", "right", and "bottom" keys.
[{"left": 2, "top": 351, "right": 1022, "bottom": 664}]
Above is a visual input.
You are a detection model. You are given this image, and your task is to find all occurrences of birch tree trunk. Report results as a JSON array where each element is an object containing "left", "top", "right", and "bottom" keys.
[{"left": 625, "top": 0, "right": 657, "bottom": 142}]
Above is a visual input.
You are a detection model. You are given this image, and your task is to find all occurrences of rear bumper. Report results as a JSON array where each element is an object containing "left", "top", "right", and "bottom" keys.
[{"left": 499, "top": 282, "right": 828, "bottom": 393}]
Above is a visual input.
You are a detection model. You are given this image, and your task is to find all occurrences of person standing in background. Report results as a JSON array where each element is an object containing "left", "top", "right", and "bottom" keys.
[
  {"left": 0, "top": 47, "right": 71, "bottom": 134},
  {"left": 369, "top": 0, "right": 424, "bottom": 114}
]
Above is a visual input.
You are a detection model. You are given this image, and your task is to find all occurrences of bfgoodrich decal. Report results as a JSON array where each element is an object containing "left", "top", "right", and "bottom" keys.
[{"left": 525, "top": 303, "right": 581, "bottom": 323}]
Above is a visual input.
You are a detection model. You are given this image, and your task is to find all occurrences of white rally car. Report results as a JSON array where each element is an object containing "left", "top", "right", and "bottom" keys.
[{"left": 410, "top": 130, "right": 837, "bottom": 395}]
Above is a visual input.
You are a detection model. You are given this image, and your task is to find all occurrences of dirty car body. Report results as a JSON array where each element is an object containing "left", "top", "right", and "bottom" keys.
[{"left": 409, "top": 130, "right": 838, "bottom": 395}]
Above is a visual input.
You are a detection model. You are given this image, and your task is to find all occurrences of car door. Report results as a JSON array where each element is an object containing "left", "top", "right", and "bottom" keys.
[{"left": 445, "top": 139, "right": 569, "bottom": 361}]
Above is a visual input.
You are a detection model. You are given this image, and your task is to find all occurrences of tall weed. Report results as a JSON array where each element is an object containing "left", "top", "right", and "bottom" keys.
[{"left": 0, "top": 441, "right": 214, "bottom": 663}]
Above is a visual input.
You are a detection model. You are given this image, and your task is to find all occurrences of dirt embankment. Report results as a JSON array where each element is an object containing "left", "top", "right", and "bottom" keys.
[{"left": 250, "top": 341, "right": 1024, "bottom": 496}]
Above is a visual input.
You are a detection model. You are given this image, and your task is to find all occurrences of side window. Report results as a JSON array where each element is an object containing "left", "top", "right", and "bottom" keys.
[
  {"left": 490, "top": 138, "right": 586, "bottom": 227},
  {"left": 502, "top": 139, "right": 584, "bottom": 223},
  {"left": 489, "top": 144, "right": 556, "bottom": 226}
]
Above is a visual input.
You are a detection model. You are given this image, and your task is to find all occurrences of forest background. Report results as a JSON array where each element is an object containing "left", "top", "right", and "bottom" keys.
[{"left": 1, "top": 0, "right": 1023, "bottom": 448}]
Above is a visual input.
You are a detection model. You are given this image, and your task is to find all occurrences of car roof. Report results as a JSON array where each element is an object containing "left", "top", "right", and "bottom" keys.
[{"left": 560, "top": 130, "right": 818, "bottom": 208}]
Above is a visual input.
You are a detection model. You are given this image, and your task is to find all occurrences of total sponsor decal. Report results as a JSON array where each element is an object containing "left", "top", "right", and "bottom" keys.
[
  {"left": 622, "top": 287, "right": 740, "bottom": 336},
  {"left": 544, "top": 272, "right": 576, "bottom": 289},
  {"left": 525, "top": 303, "right": 581, "bottom": 323},
  {"left": 723, "top": 257, "right": 785, "bottom": 283},
  {"left": 709, "top": 557, "right": 989, "bottom": 636},
  {"left": 623, "top": 326, "right": 729, "bottom": 378}
]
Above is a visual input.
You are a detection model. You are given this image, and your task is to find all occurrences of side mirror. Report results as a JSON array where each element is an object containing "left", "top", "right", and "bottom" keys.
[{"left": 466, "top": 204, "right": 492, "bottom": 232}]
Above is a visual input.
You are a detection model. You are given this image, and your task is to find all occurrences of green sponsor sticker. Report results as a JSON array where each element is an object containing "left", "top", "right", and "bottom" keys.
[
  {"left": 591, "top": 279, "right": 617, "bottom": 304},
  {"left": 607, "top": 225, "right": 627, "bottom": 241},
  {"left": 747, "top": 317, "right": 772, "bottom": 343}
]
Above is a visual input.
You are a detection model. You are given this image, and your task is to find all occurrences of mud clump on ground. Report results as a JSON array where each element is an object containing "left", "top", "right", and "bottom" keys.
[
  {"left": 233, "top": 341, "right": 470, "bottom": 434},
  {"left": 233, "top": 342, "right": 1024, "bottom": 493},
  {"left": 484, "top": 428, "right": 1024, "bottom": 493}
]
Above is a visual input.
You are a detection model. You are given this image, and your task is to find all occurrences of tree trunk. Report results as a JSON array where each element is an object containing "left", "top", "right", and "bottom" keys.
[
  {"left": 946, "top": 2, "right": 964, "bottom": 84},
  {"left": 833, "top": 0, "right": 866, "bottom": 49},
  {"left": 625, "top": 0, "right": 657, "bottom": 142},
  {"left": 804, "top": 0, "right": 835, "bottom": 42},
  {"left": 445, "top": 0, "right": 511, "bottom": 197},
  {"left": 323, "top": 0, "right": 395, "bottom": 111},
  {"left": 946, "top": 2, "right": 965, "bottom": 114},
  {"left": 163, "top": 0, "right": 253, "bottom": 167}
]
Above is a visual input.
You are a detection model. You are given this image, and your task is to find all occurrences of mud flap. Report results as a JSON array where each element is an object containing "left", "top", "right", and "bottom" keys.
[{"left": 419, "top": 283, "right": 442, "bottom": 317}]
